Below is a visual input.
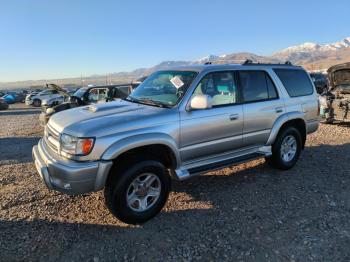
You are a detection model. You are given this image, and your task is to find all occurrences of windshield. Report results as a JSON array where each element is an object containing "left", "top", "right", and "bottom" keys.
[
  {"left": 73, "top": 88, "right": 88, "bottom": 98},
  {"left": 127, "top": 70, "right": 197, "bottom": 107}
]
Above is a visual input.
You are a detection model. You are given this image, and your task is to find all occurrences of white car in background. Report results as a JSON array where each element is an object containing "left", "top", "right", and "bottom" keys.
[{"left": 25, "top": 88, "right": 64, "bottom": 107}]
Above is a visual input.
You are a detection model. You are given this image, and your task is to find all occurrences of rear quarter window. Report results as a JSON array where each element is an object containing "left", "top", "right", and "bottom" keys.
[{"left": 274, "top": 69, "right": 314, "bottom": 97}]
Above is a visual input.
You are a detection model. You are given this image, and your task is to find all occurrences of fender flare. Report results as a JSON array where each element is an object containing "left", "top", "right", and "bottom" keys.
[
  {"left": 101, "top": 133, "right": 181, "bottom": 167},
  {"left": 266, "top": 111, "right": 306, "bottom": 145}
]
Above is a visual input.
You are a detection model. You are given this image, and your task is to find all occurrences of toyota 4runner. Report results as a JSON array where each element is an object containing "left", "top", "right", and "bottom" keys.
[{"left": 33, "top": 62, "right": 319, "bottom": 224}]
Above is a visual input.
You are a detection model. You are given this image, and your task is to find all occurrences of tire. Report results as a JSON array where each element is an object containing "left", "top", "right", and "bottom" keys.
[
  {"left": 33, "top": 99, "right": 41, "bottom": 107},
  {"left": 104, "top": 159, "right": 171, "bottom": 224},
  {"left": 265, "top": 126, "right": 302, "bottom": 170}
]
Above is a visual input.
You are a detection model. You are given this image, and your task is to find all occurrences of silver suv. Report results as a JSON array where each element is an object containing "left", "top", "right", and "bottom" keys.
[{"left": 33, "top": 62, "right": 319, "bottom": 224}]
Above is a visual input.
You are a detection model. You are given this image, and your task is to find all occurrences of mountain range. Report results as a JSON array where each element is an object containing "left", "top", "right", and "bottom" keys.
[{"left": 2, "top": 37, "right": 350, "bottom": 89}]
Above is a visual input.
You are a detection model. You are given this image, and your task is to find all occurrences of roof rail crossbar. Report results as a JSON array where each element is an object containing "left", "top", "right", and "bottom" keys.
[
  {"left": 242, "top": 60, "right": 294, "bottom": 66},
  {"left": 243, "top": 59, "right": 253, "bottom": 65}
]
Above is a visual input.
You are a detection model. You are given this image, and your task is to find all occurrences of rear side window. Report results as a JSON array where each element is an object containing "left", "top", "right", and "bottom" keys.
[
  {"left": 238, "top": 71, "right": 278, "bottom": 103},
  {"left": 274, "top": 69, "right": 314, "bottom": 97}
]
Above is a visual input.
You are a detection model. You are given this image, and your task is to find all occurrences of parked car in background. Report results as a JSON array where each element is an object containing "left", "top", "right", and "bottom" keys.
[
  {"left": 0, "top": 97, "right": 9, "bottom": 110},
  {"left": 25, "top": 85, "right": 64, "bottom": 107},
  {"left": 319, "top": 62, "right": 350, "bottom": 123},
  {"left": 8, "top": 92, "right": 26, "bottom": 103},
  {"left": 25, "top": 90, "right": 41, "bottom": 100},
  {"left": 310, "top": 72, "right": 328, "bottom": 94},
  {"left": 33, "top": 62, "right": 319, "bottom": 224},
  {"left": 40, "top": 84, "right": 74, "bottom": 107},
  {"left": 2, "top": 93, "right": 16, "bottom": 104},
  {"left": 39, "top": 83, "right": 139, "bottom": 126}
]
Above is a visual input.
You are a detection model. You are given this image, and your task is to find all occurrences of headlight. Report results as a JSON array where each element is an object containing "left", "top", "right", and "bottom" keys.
[
  {"left": 46, "top": 108, "right": 55, "bottom": 114},
  {"left": 60, "top": 133, "right": 95, "bottom": 156}
]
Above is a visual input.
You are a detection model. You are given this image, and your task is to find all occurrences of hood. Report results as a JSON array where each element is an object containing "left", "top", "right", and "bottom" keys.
[
  {"left": 47, "top": 84, "right": 69, "bottom": 97},
  {"left": 328, "top": 63, "right": 350, "bottom": 93},
  {"left": 48, "top": 100, "right": 178, "bottom": 137}
]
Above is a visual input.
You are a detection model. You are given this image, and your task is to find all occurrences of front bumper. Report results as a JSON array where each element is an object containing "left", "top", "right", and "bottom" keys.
[
  {"left": 25, "top": 100, "right": 33, "bottom": 105},
  {"left": 32, "top": 139, "right": 113, "bottom": 195}
]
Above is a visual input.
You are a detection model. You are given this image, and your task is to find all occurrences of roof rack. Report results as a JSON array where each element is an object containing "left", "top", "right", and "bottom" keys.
[{"left": 242, "top": 59, "right": 294, "bottom": 66}]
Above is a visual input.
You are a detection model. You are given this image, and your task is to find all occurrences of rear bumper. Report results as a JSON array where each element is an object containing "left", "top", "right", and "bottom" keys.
[
  {"left": 32, "top": 139, "right": 113, "bottom": 195},
  {"left": 306, "top": 119, "right": 319, "bottom": 134}
]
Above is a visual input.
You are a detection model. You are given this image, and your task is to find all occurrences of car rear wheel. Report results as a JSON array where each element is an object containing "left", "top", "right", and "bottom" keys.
[
  {"left": 104, "top": 159, "right": 171, "bottom": 224},
  {"left": 266, "top": 126, "right": 302, "bottom": 170}
]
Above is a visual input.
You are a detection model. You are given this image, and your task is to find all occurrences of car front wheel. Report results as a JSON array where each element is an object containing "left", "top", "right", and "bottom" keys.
[{"left": 104, "top": 160, "right": 171, "bottom": 224}]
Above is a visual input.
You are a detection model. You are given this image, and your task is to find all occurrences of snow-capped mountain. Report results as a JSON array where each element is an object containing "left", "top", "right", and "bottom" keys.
[
  {"left": 274, "top": 37, "right": 350, "bottom": 55},
  {"left": 191, "top": 37, "right": 350, "bottom": 67},
  {"left": 2, "top": 37, "right": 350, "bottom": 89},
  {"left": 195, "top": 55, "right": 220, "bottom": 63}
]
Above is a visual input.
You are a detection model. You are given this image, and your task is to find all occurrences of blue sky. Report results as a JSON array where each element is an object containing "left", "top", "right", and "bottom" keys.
[{"left": 0, "top": 0, "right": 349, "bottom": 82}]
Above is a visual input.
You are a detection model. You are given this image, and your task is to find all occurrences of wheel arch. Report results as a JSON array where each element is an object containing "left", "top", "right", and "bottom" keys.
[
  {"left": 267, "top": 112, "right": 307, "bottom": 148},
  {"left": 102, "top": 133, "right": 180, "bottom": 168}
]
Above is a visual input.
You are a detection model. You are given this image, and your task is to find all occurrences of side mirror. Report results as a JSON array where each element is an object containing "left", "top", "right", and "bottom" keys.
[{"left": 189, "top": 95, "right": 212, "bottom": 110}]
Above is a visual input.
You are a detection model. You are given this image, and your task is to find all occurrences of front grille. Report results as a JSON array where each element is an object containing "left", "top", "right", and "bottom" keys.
[{"left": 44, "top": 125, "right": 60, "bottom": 153}]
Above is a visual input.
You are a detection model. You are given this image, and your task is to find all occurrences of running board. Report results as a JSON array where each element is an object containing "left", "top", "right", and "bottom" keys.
[{"left": 175, "top": 152, "right": 266, "bottom": 181}]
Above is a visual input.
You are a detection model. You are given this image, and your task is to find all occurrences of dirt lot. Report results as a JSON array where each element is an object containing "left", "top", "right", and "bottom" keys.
[{"left": 1, "top": 104, "right": 350, "bottom": 261}]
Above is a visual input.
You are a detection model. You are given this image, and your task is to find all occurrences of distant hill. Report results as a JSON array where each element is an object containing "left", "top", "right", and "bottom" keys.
[{"left": 1, "top": 36, "right": 350, "bottom": 90}]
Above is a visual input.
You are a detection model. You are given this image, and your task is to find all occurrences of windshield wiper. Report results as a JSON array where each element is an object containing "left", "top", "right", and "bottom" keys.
[
  {"left": 137, "top": 98, "right": 171, "bottom": 108},
  {"left": 124, "top": 96, "right": 170, "bottom": 108},
  {"left": 123, "top": 96, "right": 140, "bottom": 103}
]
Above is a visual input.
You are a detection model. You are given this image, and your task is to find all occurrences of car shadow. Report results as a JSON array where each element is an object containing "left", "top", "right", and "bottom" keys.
[
  {"left": 2, "top": 143, "right": 350, "bottom": 261},
  {"left": 0, "top": 110, "right": 40, "bottom": 116},
  {"left": 321, "top": 121, "right": 350, "bottom": 127},
  {"left": 0, "top": 136, "right": 40, "bottom": 164},
  {"left": 337, "top": 122, "right": 350, "bottom": 127},
  {"left": 173, "top": 143, "right": 350, "bottom": 202}
]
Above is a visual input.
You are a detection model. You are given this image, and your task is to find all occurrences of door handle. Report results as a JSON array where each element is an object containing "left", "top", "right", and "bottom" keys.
[
  {"left": 229, "top": 114, "right": 239, "bottom": 120},
  {"left": 275, "top": 107, "right": 283, "bottom": 113}
]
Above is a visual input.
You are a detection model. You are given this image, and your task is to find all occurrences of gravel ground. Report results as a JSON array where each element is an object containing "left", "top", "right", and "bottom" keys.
[{"left": 1, "top": 103, "right": 350, "bottom": 261}]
